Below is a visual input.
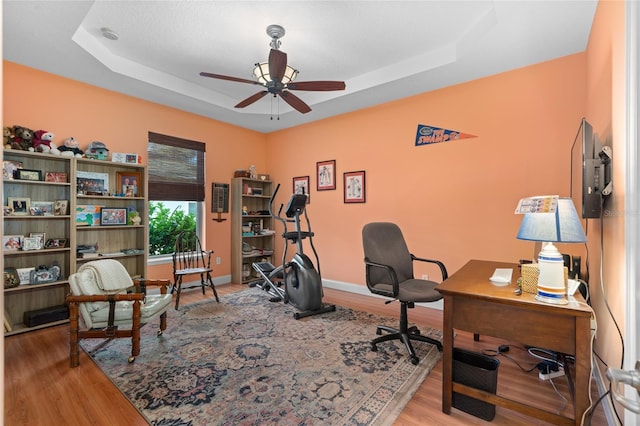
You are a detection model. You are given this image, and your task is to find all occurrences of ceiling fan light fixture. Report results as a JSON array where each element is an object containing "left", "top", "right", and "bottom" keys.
[{"left": 253, "top": 62, "right": 298, "bottom": 85}]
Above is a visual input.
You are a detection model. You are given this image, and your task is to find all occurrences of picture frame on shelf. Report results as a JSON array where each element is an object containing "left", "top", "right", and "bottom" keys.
[
  {"left": 16, "top": 267, "right": 35, "bottom": 285},
  {"left": 112, "top": 152, "right": 140, "bottom": 164},
  {"left": 31, "top": 201, "right": 54, "bottom": 216},
  {"left": 29, "top": 233, "right": 46, "bottom": 249},
  {"left": 343, "top": 170, "right": 366, "bottom": 203},
  {"left": 14, "top": 168, "right": 42, "bottom": 181},
  {"left": 100, "top": 207, "right": 128, "bottom": 226},
  {"left": 29, "top": 206, "right": 45, "bottom": 216},
  {"left": 3, "top": 160, "right": 23, "bottom": 180},
  {"left": 8, "top": 197, "right": 30, "bottom": 215},
  {"left": 116, "top": 171, "right": 142, "bottom": 197},
  {"left": 45, "top": 238, "right": 67, "bottom": 249},
  {"left": 44, "top": 171, "right": 68, "bottom": 183},
  {"left": 3, "top": 206, "right": 13, "bottom": 216},
  {"left": 22, "top": 237, "right": 41, "bottom": 251},
  {"left": 293, "top": 176, "right": 310, "bottom": 203},
  {"left": 2, "top": 235, "right": 23, "bottom": 251},
  {"left": 54, "top": 199, "right": 69, "bottom": 216},
  {"left": 316, "top": 160, "right": 336, "bottom": 191},
  {"left": 76, "top": 205, "right": 103, "bottom": 226},
  {"left": 77, "top": 171, "right": 109, "bottom": 195}
]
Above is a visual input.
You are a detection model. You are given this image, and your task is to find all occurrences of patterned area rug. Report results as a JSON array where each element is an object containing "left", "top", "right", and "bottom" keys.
[{"left": 81, "top": 287, "right": 442, "bottom": 425}]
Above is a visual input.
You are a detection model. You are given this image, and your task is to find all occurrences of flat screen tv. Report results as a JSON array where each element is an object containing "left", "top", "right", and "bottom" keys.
[{"left": 570, "top": 117, "right": 613, "bottom": 219}]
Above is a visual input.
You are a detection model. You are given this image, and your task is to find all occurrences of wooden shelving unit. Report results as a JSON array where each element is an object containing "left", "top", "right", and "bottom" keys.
[
  {"left": 230, "top": 177, "right": 275, "bottom": 285},
  {"left": 3, "top": 150, "right": 148, "bottom": 335}
]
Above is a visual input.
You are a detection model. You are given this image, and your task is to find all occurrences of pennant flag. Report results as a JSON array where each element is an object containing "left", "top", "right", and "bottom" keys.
[{"left": 415, "top": 124, "right": 477, "bottom": 146}]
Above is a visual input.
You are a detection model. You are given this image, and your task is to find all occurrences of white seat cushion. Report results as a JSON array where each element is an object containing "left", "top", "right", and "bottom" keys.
[{"left": 89, "top": 294, "right": 172, "bottom": 329}]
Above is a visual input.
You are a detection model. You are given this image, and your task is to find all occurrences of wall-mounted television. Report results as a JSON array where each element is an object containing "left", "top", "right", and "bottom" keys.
[{"left": 570, "top": 117, "right": 613, "bottom": 219}]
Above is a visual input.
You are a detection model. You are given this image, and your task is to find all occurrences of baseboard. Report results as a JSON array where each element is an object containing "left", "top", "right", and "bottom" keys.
[
  {"left": 322, "top": 278, "right": 444, "bottom": 311},
  {"left": 592, "top": 353, "right": 617, "bottom": 425},
  {"left": 191, "top": 275, "right": 445, "bottom": 310}
]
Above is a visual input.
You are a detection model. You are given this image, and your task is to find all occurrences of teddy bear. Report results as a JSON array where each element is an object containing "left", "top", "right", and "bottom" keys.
[
  {"left": 10, "top": 125, "right": 36, "bottom": 151},
  {"left": 32, "top": 130, "right": 55, "bottom": 153},
  {"left": 3, "top": 126, "right": 13, "bottom": 149},
  {"left": 59, "top": 137, "right": 84, "bottom": 157}
]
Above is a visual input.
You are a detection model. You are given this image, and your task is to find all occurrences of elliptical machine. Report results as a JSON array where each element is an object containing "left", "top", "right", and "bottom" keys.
[{"left": 252, "top": 184, "right": 336, "bottom": 319}]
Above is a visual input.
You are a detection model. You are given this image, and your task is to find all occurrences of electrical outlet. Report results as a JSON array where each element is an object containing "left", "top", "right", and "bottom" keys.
[
  {"left": 216, "top": 256, "right": 222, "bottom": 265},
  {"left": 421, "top": 274, "right": 428, "bottom": 280},
  {"left": 539, "top": 368, "right": 565, "bottom": 381}
]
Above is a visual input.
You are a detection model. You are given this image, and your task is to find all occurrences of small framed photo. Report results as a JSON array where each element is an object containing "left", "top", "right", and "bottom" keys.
[
  {"left": 45, "top": 238, "right": 67, "bottom": 249},
  {"left": 116, "top": 171, "right": 142, "bottom": 197},
  {"left": 344, "top": 170, "right": 366, "bottom": 203},
  {"left": 31, "top": 201, "right": 54, "bottom": 216},
  {"left": 16, "top": 267, "right": 35, "bottom": 285},
  {"left": 77, "top": 171, "right": 109, "bottom": 195},
  {"left": 8, "top": 197, "right": 30, "bottom": 215},
  {"left": 100, "top": 207, "right": 128, "bottom": 226},
  {"left": 4, "top": 206, "right": 14, "bottom": 216},
  {"left": 54, "top": 199, "right": 69, "bottom": 216},
  {"left": 316, "top": 160, "right": 336, "bottom": 191},
  {"left": 45, "top": 171, "right": 68, "bottom": 183},
  {"left": 112, "top": 153, "right": 140, "bottom": 164},
  {"left": 3, "top": 160, "right": 23, "bottom": 180},
  {"left": 292, "top": 176, "right": 310, "bottom": 203},
  {"left": 3, "top": 235, "right": 23, "bottom": 251},
  {"left": 14, "top": 168, "right": 42, "bottom": 181},
  {"left": 29, "top": 233, "right": 46, "bottom": 249},
  {"left": 22, "top": 237, "right": 41, "bottom": 251}
]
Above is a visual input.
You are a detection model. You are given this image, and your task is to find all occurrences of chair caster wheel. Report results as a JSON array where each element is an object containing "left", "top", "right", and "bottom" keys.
[
  {"left": 128, "top": 356, "right": 136, "bottom": 363},
  {"left": 410, "top": 356, "right": 419, "bottom": 365},
  {"left": 371, "top": 344, "right": 378, "bottom": 352}
]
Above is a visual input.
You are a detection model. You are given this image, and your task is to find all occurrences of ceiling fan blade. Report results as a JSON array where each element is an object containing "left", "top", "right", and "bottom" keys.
[
  {"left": 280, "top": 91, "right": 312, "bottom": 114},
  {"left": 268, "top": 49, "right": 287, "bottom": 82},
  {"left": 235, "top": 91, "right": 269, "bottom": 108},
  {"left": 286, "top": 81, "right": 346, "bottom": 91},
  {"left": 200, "top": 72, "right": 260, "bottom": 85}
]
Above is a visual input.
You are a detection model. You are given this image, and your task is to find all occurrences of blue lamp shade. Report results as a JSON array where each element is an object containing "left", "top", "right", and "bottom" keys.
[{"left": 516, "top": 198, "right": 587, "bottom": 243}]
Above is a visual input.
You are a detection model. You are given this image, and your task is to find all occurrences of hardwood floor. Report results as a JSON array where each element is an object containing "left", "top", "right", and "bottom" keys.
[{"left": 4, "top": 284, "right": 607, "bottom": 425}]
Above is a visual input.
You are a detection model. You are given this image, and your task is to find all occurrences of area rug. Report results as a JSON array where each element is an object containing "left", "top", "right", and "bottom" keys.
[{"left": 81, "top": 287, "right": 442, "bottom": 425}]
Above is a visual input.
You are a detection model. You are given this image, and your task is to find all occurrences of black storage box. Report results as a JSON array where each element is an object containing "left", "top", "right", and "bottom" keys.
[
  {"left": 23, "top": 305, "right": 69, "bottom": 327},
  {"left": 453, "top": 347, "right": 500, "bottom": 421}
]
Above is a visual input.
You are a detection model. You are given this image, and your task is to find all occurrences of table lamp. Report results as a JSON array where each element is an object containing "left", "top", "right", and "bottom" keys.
[{"left": 516, "top": 197, "right": 587, "bottom": 304}]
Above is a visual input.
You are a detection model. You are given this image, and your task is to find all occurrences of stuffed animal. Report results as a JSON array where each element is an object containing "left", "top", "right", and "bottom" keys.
[
  {"left": 3, "top": 126, "right": 13, "bottom": 149},
  {"left": 10, "top": 125, "right": 36, "bottom": 151},
  {"left": 33, "top": 130, "right": 55, "bottom": 153},
  {"left": 49, "top": 141, "right": 61, "bottom": 156},
  {"left": 59, "top": 137, "right": 84, "bottom": 157}
]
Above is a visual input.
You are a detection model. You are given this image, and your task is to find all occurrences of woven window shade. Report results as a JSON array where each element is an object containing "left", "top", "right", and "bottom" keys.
[{"left": 148, "top": 132, "right": 205, "bottom": 201}]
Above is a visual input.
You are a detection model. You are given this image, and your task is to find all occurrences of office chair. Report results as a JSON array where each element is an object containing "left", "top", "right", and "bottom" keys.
[{"left": 362, "top": 222, "right": 448, "bottom": 365}]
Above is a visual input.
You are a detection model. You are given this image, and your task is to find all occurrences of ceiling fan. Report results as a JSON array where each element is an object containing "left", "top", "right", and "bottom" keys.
[{"left": 200, "top": 24, "right": 346, "bottom": 114}]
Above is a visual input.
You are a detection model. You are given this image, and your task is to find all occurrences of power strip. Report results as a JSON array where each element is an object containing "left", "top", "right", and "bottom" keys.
[{"left": 539, "top": 367, "right": 565, "bottom": 381}]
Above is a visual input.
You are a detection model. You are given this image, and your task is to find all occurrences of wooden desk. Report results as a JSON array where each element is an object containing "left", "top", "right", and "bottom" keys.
[{"left": 436, "top": 259, "right": 593, "bottom": 426}]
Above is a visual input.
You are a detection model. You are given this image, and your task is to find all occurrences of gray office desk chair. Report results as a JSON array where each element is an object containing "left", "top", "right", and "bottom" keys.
[{"left": 362, "top": 222, "right": 448, "bottom": 365}]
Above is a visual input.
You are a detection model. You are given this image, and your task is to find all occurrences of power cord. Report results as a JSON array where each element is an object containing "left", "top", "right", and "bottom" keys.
[{"left": 482, "top": 345, "right": 538, "bottom": 373}]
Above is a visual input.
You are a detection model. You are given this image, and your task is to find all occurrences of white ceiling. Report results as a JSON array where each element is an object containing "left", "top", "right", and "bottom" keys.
[{"left": 3, "top": 1, "right": 597, "bottom": 134}]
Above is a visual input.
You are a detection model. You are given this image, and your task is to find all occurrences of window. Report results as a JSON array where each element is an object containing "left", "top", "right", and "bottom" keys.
[{"left": 147, "top": 132, "right": 206, "bottom": 257}]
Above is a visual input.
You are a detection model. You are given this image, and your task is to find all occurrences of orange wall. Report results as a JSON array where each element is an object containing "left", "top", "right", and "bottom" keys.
[
  {"left": 3, "top": 53, "right": 588, "bottom": 288},
  {"left": 266, "top": 53, "right": 587, "bottom": 285},
  {"left": 2, "top": 61, "right": 268, "bottom": 279},
  {"left": 583, "top": 0, "right": 627, "bottom": 380}
]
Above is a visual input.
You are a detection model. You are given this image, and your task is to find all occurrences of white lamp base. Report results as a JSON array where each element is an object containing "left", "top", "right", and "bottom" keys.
[{"left": 535, "top": 293, "right": 568, "bottom": 305}]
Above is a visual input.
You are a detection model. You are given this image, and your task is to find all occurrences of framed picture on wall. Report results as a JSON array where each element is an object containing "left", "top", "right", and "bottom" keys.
[
  {"left": 292, "top": 176, "right": 310, "bottom": 204},
  {"left": 343, "top": 171, "right": 366, "bottom": 203},
  {"left": 316, "top": 160, "right": 336, "bottom": 191}
]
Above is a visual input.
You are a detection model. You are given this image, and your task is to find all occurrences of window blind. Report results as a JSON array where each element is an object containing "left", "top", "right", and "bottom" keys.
[{"left": 147, "top": 132, "right": 205, "bottom": 201}]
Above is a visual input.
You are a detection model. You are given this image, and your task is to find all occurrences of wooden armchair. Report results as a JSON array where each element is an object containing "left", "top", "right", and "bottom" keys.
[
  {"left": 172, "top": 231, "right": 220, "bottom": 309},
  {"left": 66, "top": 259, "right": 172, "bottom": 367}
]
